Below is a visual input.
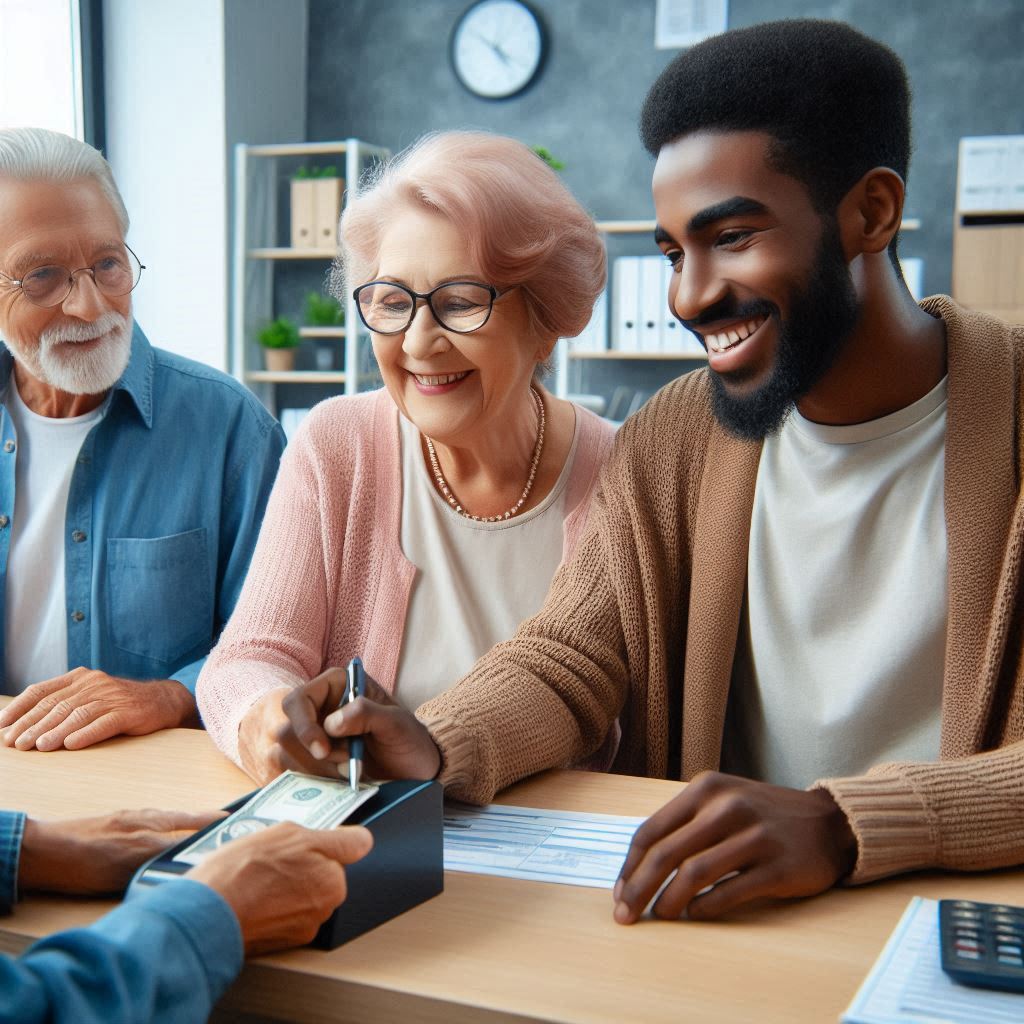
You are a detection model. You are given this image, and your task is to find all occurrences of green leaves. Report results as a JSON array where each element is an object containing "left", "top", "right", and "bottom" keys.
[
  {"left": 531, "top": 145, "right": 565, "bottom": 172},
  {"left": 304, "top": 291, "right": 344, "bottom": 326},
  {"left": 293, "top": 165, "right": 340, "bottom": 180},
  {"left": 257, "top": 316, "right": 301, "bottom": 349}
]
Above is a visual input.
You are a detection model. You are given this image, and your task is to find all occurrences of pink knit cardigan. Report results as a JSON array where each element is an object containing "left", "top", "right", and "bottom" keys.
[{"left": 197, "top": 387, "right": 616, "bottom": 766}]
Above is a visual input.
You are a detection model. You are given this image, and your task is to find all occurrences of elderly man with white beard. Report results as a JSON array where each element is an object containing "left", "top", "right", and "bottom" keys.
[{"left": 0, "top": 128, "right": 285, "bottom": 751}]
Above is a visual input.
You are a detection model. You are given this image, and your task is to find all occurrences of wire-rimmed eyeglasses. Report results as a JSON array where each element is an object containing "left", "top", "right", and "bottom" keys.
[
  {"left": 353, "top": 279, "right": 514, "bottom": 335},
  {"left": 0, "top": 244, "right": 145, "bottom": 308}
]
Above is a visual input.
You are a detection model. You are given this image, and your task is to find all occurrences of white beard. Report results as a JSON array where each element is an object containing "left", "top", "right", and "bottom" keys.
[{"left": 7, "top": 312, "right": 133, "bottom": 396}]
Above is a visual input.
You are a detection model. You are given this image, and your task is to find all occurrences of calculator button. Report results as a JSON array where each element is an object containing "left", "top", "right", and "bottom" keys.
[
  {"left": 956, "top": 949, "right": 983, "bottom": 960},
  {"left": 953, "top": 910, "right": 982, "bottom": 919},
  {"left": 998, "top": 955, "right": 1023, "bottom": 966},
  {"left": 997, "top": 944, "right": 1022, "bottom": 954}
]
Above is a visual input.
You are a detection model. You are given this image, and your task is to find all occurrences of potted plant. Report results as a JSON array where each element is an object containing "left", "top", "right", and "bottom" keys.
[
  {"left": 531, "top": 145, "right": 566, "bottom": 171},
  {"left": 304, "top": 292, "right": 345, "bottom": 371},
  {"left": 257, "top": 316, "right": 300, "bottom": 372}
]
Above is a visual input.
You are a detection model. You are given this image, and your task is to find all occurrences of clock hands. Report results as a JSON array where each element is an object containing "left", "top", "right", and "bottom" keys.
[{"left": 471, "top": 29, "right": 513, "bottom": 68}]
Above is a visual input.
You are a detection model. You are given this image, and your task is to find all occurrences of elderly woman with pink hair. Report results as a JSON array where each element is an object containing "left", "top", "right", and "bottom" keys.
[{"left": 196, "top": 131, "right": 616, "bottom": 781}]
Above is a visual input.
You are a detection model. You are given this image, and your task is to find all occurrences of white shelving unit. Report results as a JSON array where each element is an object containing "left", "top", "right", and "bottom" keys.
[
  {"left": 555, "top": 219, "right": 706, "bottom": 401},
  {"left": 230, "top": 139, "right": 390, "bottom": 409},
  {"left": 556, "top": 216, "right": 923, "bottom": 401}
]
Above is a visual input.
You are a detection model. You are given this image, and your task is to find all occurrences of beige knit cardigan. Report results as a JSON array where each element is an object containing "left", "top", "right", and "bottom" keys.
[{"left": 418, "top": 296, "right": 1024, "bottom": 884}]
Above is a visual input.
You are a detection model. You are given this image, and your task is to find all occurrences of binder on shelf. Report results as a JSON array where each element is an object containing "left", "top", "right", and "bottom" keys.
[
  {"left": 899, "top": 257, "right": 924, "bottom": 302},
  {"left": 279, "top": 407, "right": 312, "bottom": 442},
  {"left": 638, "top": 256, "right": 664, "bottom": 352},
  {"left": 658, "top": 258, "right": 683, "bottom": 352},
  {"left": 313, "top": 177, "right": 345, "bottom": 250},
  {"left": 612, "top": 256, "right": 641, "bottom": 352},
  {"left": 572, "top": 290, "right": 608, "bottom": 352},
  {"left": 679, "top": 325, "right": 707, "bottom": 357},
  {"left": 289, "top": 179, "right": 316, "bottom": 248}
]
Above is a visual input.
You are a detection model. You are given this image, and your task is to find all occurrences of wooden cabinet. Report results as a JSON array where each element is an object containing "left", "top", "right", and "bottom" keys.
[{"left": 952, "top": 136, "right": 1024, "bottom": 325}]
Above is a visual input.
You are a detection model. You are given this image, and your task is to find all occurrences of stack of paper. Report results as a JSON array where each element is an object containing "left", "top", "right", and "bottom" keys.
[{"left": 844, "top": 897, "right": 1024, "bottom": 1023}]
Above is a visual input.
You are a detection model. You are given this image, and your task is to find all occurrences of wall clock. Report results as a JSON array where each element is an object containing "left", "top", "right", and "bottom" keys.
[{"left": 450, "top": 0, "right": 547, "bottom": 100}]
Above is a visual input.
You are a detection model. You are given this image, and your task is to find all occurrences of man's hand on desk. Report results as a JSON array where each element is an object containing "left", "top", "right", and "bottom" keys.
[
  {"left": 18, "top": 808, "right": 227, "bottom": 895},
  {"left": 0, "top": 668, "right": 197, "bottom": 751},
  {"left": 613, "top": 772, "right": 858, "bottom": 924},
  {"left": 282, "top": 668, "right": 442, "bottom": 782}
]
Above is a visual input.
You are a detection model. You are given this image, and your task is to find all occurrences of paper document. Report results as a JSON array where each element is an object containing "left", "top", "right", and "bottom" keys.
[
  {"left": 443, "top": 803, "right": 643, "bottom": 888},
  {"left": 843, "top": 896, "right": 1024, "bottom": 1023},
  {"left": 176, "top": 771, "right": 378, "bottom": 866}
]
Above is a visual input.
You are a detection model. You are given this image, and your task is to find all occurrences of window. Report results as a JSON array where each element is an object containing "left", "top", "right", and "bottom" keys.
[{"left": 0, "top": 0, "right": 98, "bottom": 141}]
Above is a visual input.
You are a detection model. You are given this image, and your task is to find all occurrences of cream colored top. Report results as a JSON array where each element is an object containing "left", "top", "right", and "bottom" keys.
[
  {"left": 722, "top": 377, "right": 949, "bottom": 789},
  {"left": 395, "top": 411, "right": 578, "bottom": 711}
]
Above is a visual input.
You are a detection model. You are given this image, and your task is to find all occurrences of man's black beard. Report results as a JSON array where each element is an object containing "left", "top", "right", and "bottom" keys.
[{"left": 701, "top": 223, "right": 861, "bottom": 441}]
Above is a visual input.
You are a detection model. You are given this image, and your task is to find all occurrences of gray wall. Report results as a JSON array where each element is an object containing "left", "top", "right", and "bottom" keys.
[{"left": 307, "top": 0, "right": 1024, "bottom": 300}]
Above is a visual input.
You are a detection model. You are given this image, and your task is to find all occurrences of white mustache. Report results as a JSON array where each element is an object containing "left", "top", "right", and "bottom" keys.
[{"left": 41, "top": 312, "right": 129, "bottom": 346}]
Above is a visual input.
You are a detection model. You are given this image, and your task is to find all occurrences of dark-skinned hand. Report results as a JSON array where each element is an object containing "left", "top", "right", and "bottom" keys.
[
  {"left": 270, "top": 667, "right": 441, "bottom": 783},
  {"left": 613, "top": 771, "right": 857, "bottom": 924}
]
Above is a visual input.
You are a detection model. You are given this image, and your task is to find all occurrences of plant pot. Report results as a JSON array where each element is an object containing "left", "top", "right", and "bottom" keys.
[
  {"left": 264, "top": 348, "right": 296, "bottom": 372},
  {"left": 313, "top": 340, "right": 336, "bottom": 371}
]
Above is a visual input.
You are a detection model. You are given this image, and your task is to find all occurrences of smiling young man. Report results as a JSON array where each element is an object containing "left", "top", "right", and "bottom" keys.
[
  {"left": 0, "top": 128, "right": 285, "bottom": 752},
  {"left": 282, "top": 20, "right": 1024, "bottom": 922}
]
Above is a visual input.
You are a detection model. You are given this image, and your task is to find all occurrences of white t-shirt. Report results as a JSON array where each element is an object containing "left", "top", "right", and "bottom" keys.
[
  {"left": 721, "top": 377, "right": 948, "bottom": 789},
  {"left": 3, "top": 380, "right": 105, "bottom": 693},
  {"left": 394, "top": 411, "right": 578, "bottom": 711}
]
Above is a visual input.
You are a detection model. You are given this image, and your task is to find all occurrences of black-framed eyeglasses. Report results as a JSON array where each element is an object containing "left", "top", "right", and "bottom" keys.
[
  {"left": 0, "top": 244, "right": 145, "bottom": 308},
  {"left": 353, "top": 279, "right": 513, "bottom": 335}
]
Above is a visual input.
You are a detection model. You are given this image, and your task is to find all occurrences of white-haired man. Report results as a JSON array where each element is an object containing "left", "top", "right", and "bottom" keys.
[{"left": 0, "top": 128, "right": 285, "bottom": 751}]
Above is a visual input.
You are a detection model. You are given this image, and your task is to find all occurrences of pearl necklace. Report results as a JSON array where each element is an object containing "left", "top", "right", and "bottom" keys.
[{"left": 424, "top": 386, "right": 546, "bottom": 523}]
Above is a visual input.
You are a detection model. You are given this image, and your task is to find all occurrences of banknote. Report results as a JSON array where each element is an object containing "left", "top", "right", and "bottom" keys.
[{"left": 175, "top": 771, "right": 379, "bottom": 866}]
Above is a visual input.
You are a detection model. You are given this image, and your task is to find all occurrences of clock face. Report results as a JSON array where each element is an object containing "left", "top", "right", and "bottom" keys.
[{"left": 451, "top": 0, "right": 546, "bottom": 100}]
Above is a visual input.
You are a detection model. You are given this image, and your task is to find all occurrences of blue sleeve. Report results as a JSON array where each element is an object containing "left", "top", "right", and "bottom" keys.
[
  {"left": 168, "top": 656, "right": 204, "bottom": 695},
  {"left": 0, "top": 811, "right": 26, "bottom": 916},
  {"left": 0, "top": 878, "right": 243, "bottom": 1024}
]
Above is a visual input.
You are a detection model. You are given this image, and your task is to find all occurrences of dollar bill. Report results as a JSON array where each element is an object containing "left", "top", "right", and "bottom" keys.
[{"left": 175, "top": 771, "right": 379, "bottom": 866}]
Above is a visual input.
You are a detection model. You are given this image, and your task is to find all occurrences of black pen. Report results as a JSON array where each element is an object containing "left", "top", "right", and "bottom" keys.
[{"left": 345, "top": 657, "right": 366, "bottom": 792}]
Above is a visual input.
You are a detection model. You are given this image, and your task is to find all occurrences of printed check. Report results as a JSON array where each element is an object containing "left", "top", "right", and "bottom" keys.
[{"left": 176, "top": 771, "right": 379, "bottom": 866}]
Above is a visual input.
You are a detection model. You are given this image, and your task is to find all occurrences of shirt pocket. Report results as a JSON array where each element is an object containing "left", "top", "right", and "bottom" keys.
[{"left": 107, "top": 528, "right": 213, "bottom": 665}]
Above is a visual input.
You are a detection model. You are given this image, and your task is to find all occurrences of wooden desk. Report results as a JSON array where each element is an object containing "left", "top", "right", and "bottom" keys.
[{"left": 2, "top": 715, "right": 1023, "bottom": 1024}]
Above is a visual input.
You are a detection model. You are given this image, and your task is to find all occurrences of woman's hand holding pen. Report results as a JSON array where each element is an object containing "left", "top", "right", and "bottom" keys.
[{"left": 281, "top": 667, "right": 442, "bottom": 782}]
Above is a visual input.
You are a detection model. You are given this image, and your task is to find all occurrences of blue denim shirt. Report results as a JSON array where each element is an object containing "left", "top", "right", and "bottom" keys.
[
  {"left": 0, "top": 809, "right": 243, "bottom": 1023},
  {"left": 0, "top": 322, "right": 285, "bottom": 694}
]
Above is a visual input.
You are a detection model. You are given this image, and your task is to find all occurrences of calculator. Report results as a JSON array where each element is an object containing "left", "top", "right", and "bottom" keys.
[{"left": 939, "top": 899, "right": 1024, "bottom": 994}]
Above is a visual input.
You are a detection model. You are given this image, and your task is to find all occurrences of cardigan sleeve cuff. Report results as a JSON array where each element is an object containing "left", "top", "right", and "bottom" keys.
[
  {"left": 811, "top": 774, "right": 939, "bottom": 885},
  {"left": 416, "top": 711, "right": 488, "bottom": 804}
]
